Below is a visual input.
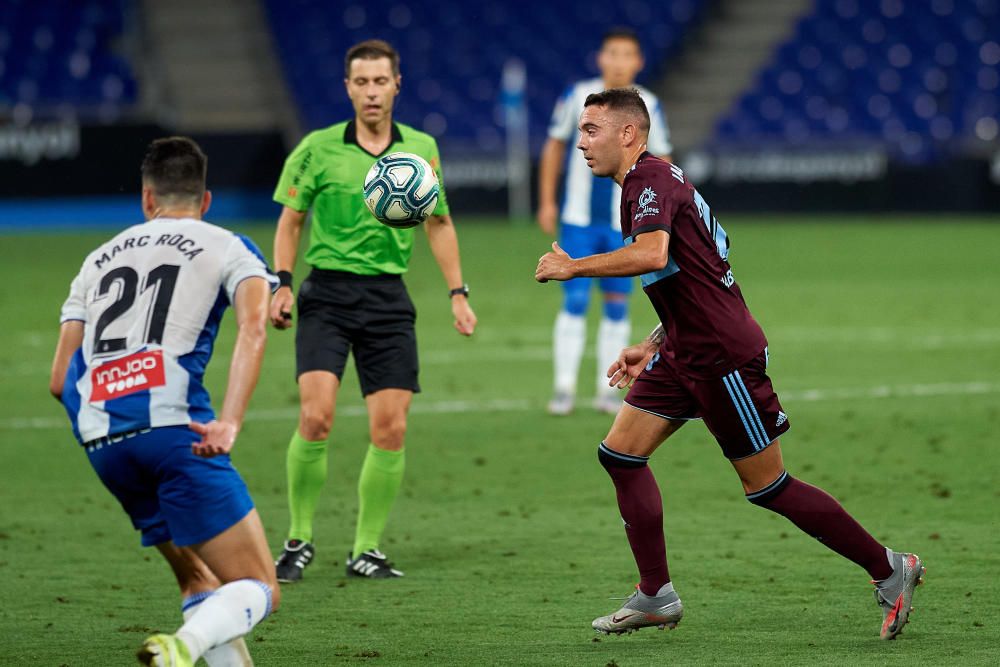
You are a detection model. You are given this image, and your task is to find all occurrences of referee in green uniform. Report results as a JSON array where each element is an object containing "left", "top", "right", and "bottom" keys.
[{"left": 270, "top": 39, "right": 477, "bottom": 581}]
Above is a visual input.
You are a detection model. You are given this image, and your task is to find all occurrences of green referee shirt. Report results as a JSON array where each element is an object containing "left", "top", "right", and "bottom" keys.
[{"left": 274, "top": 120, "right": 450, "bottom": 275}]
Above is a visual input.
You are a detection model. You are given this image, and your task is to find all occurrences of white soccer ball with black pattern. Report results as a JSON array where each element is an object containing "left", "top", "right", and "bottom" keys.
[{"left": 363, "top": 152, "right": 440, "bottom": 228}]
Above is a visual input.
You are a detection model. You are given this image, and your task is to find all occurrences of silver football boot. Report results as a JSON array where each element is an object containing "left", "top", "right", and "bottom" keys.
[
  {"left": 592, "top": 586, "right": 683, "bottom": 635},
  {"left": 874, "top": 551, "right": 925, "bottom": 640}
]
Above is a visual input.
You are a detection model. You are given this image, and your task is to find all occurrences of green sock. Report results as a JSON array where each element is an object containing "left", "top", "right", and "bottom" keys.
[
  {"left": 352, "top": 444, "right": 405, "bottom": 558},
  {"left": 286, "top": 429, "right": 329, "bottom": 543}
]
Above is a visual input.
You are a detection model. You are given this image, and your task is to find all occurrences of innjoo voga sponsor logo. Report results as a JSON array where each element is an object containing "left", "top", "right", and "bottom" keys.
[{"left": 91, "top": 350, "right": 166, "bottom": 402}]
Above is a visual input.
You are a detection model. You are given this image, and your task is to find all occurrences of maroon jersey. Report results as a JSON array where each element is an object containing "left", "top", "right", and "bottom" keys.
[{"left": 620, "top": 153, "right": 767, "bottom": 378}]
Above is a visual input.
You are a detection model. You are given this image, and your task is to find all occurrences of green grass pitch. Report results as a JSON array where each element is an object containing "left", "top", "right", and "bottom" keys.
[{"left": 1, "top": 216, "right": 998, "bottom": 665}]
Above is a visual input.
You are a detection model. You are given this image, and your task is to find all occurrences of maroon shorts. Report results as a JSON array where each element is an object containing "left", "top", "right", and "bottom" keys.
[{"left": 624, "top": 348, "right": 789, "bottom": 460}]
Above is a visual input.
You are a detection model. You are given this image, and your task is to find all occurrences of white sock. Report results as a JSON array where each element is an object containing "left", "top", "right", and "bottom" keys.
[
  {"left": 182, "top": 593, "right": 254, "bottom": 667},
  {"left": 554, "top": 311, "right": 586, "bottom": 395},
  {"left": 596, "top": 318, "right": 631, "bottom": 398},
  {"left": 654, "top": 581, "right": 675, "bottom": 597},
  {"left": 176, "top": 579, "right": 271, "bottom": 662}
]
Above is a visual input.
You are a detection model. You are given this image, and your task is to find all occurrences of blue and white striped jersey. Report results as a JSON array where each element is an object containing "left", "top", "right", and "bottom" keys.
[
  {"left": 58, "top": 218, "right": 277, "bottom": 444},
  {"left": 548, "top": 78, "right": 672, "bottom": 230}
]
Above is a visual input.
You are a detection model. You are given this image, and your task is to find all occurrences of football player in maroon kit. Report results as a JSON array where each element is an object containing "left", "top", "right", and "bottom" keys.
[{"left": 535, "top": 88, "right": 923, "bottom": 640}]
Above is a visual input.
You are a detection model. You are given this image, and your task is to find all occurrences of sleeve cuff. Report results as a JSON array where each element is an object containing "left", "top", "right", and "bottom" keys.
[
  {"left": 632, "top": 224, "right": 672, "bottom": 238},
  {"left": 227, "top": 271, "right": 279, "bottom": 303},
  {"left": 273, "top": 194, "right": 308, "bottom": 212}
]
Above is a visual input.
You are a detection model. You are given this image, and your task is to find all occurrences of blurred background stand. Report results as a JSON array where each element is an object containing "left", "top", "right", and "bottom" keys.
[{"left": 501, "top": 58, "right": 530, "bottom": 223}]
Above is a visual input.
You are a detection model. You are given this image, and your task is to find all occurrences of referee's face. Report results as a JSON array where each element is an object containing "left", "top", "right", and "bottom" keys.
[{"left": 345, "top": 57, "right": 400, "bottom": 126}]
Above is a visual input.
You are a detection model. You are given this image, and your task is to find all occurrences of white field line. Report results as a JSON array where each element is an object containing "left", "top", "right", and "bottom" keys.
[
  {"left": 4, "top": 381, "right": 999, "bottom": 432},
  {"left": 7, "top": 327, "right": 1000, "bottom": 377}
]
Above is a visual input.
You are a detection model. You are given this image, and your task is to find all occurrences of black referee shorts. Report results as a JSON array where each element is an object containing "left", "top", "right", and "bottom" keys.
[{"left": 295, "top": 268, "right": 419, "bottom": 396}]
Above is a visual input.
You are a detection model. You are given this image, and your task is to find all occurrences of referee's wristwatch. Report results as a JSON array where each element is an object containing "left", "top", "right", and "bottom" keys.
[{"left": 449, "top": 284, "right": 470, "bottom": 299}]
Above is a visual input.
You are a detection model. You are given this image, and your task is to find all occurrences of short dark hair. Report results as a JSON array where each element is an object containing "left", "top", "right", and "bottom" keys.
[
  {"left": 140, "top": 136, "right": 207, "bottom": 202},
  {"left": 345, "top": 39, "right": 400, "bottom": 78},
  {"left": 601, "top": 27, "right": 641, "bottom": 50},
  {"left": 583, "top": 87, "right": 651, "bottom": 134}
]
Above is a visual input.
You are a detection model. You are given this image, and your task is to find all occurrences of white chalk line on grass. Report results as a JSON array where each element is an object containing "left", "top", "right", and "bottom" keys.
[
  {"left": 3, "top": 381, "right": 999, "bottom": 432},
  {"left": 7, "top": 327, "right": 1000, "bottom": 377}
]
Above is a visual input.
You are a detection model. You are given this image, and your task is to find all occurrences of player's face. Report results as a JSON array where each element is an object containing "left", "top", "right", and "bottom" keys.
[
  {"left": 345, "top": 57, "right": 400, "bottom": 125},
  {"left": 597, "top": 38, "right": 644, "bottom": 88},
  {"left": 577, "top": 105, "right": 623, "bottom": 177}
]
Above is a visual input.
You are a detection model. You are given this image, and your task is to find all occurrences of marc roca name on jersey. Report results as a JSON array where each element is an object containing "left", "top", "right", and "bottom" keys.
[{"left": 94, "top": 233, "right": 204, "bottom": 270}]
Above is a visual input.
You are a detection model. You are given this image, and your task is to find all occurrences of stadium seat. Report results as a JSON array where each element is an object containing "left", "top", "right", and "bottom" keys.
[
  {"left": 713, "top": 0, "right": 1000, "bottom": 164},
  {"left": 0, "top": 0, "right": 137, "bottom": 118},
  {"left": 262, "top": 0, "right": 708, "bottom": 153}
]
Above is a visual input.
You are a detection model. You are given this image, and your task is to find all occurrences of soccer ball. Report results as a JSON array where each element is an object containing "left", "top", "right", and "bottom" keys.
[{"left": 363, "top": 152, "right": 440, "bottom": 228}]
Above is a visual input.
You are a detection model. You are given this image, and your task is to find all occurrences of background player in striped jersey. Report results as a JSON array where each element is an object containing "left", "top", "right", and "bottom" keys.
[
  {"left": 535, "top": 88, "right": 923, "bottom": 639},
  {"left": 537, "top": 28, "right": 672, "bottom": 416},
  {"left": 269, "top": 39, "right": 477, "bottom": 582},
  {"left": 49, "top": 137, "right": 280, "bottom": 665}
]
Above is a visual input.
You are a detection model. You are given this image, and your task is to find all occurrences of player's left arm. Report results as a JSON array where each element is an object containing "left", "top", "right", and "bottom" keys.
[
  {"left": 190, "top": 276, "right": 270, "bottom": 457},
  {"left": 49, "top": 321, "right": 83, "bottom": 400},
  {"left": 425, "top": 213, "right": 477, "bottom": 336},
  {"left": 535, "top": 229, "right": 669, "bottom": 282}
]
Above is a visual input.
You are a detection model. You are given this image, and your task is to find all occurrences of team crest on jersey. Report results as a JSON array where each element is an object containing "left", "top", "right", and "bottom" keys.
[
  {"left": 635, "top": 187, "right": 660, "bottom": 221},
  {"left": 90, "top": 350, "right": 166, "bottom": 402}
]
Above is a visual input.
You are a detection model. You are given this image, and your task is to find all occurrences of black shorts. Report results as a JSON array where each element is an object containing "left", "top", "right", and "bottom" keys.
[
  {"left": 625, "top": 348, "right": 790, "bottom": 460},
  {"left": 296, "top": 268, "right": 419, "bottom": 396}
]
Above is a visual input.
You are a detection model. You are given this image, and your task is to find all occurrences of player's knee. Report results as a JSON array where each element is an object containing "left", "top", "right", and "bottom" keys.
[
  {"left": 597, "top": 441, "right": 649, "bottom": 471},
  {"left": 745, "top": 470, "right": 792, "bottom": 507},
  {"left": 602, "top": 298, "right": 628, "bottom": 322},
  {"left": 371, "top": 415, "right": 407, "bottom": 450},
  {"left": 299, "top": 405, "right": 333, "bottom": 441},
  {"left": 163, "top": 545, "right": 220, "bottom": 596},
  {"left": 562, "top": 289, "right": 589, "bottom": 317},
  {"left": 184, "top": 562, "right": 221, "bottom": 594}
]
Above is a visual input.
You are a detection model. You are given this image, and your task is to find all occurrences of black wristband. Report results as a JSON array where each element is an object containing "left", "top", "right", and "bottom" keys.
[
  {"left": 277, "top": 270, "right": 293, "bottom": 289},
  {"left": 449, "top": 284, "right": 469, "bottom": 299}
]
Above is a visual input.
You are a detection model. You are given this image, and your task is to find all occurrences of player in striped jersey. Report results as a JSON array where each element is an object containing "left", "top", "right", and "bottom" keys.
[
  {"left": 50, "top": 137, "right": 280, "bottom": 666},
  {"left": 537, "top": 28, "right": 672, "bottom": 416}
]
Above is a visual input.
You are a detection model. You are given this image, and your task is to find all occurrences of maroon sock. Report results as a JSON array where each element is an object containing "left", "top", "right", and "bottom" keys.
[
  {"left": 598, "top": 443, "right": 670, "bottom": 596},
  {"left": 749, "top": 472, "right": 892, "bottom": 580}
]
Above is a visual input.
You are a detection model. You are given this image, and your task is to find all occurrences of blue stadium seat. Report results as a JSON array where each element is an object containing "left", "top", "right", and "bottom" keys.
[
  {"left": 262, "top": 0, "right": 708, "bottom": 153},
  {"left": 0, "top": 0, "right": 137, "bottom": 118},
  {"left": 713, "top": 0, "right": 1000, "bottom": 164}
]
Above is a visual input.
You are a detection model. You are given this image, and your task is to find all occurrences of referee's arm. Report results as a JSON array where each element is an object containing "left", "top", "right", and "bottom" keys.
[
  {"left": 425, "top": 214, "right": 477, "bottom": 336},
  {"left": 270, "top": 205, "right": 307, "bottom": 329}
]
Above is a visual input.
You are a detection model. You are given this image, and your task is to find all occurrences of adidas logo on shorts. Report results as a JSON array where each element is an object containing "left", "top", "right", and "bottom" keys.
[{"left": 776, "top": 411, "right": 787, "bottom": 428}]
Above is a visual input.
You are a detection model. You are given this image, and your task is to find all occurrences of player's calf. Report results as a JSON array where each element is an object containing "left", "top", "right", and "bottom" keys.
[{"left": 163, "top": 578, "right": 273, "bottom": 664}]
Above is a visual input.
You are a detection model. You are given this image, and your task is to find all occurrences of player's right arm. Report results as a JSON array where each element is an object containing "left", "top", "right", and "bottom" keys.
[
  {"left": 537, "top": 137, "right": 566, "bottom": 235},
  {"left": 49, "top": 321, "right": 83, "bottom": 400},
  {"left": 50, "top": 267, "right": 87, "bottom": 400},
  {"left": 535, "top": 230, "right": 669, "bottom": 281},
  {"left": 537, "top": 85, "right": 577, "bottom": 235},
  {"left": 269, "top": 205, "right": 307, "bottom": 329},
  {"left": 190, "top": 276, "right": 270, "bottom": 457}
]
